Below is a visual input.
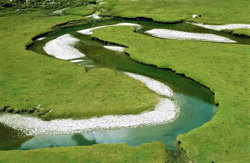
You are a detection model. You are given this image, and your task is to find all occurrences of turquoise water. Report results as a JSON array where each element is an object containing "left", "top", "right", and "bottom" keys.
[{"left": 0, "top": 18, "right": 219, "bottom": 151}]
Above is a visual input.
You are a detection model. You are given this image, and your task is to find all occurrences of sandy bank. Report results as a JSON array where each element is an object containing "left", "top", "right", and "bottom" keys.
[
  {"left": 43, "top": 34, "right": 85, "bottom": 60},
  {"left": 78, "top": 23, "right": 142, "bottom": 35},
  {"left": 190, "top": 23, "right": 250, "bottom": 31},
  {"left": 145, "top": 29, "right": 236, "bottom": 43},
  {"left": 0, "top": 73, "right": 179, "bottom": 136}
]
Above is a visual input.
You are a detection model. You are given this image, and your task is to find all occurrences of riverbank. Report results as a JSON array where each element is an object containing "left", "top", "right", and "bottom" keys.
[
  {"left": 0, "top": 142, "right": 168, "bottom": 163},
  {"left": 0, "top": 71, "right": 179, "bottom": 136}
]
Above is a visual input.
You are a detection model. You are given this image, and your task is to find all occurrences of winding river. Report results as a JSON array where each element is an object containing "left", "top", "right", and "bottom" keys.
[{"left": 2, "top": 17, "right": 247, "bottom": 151}]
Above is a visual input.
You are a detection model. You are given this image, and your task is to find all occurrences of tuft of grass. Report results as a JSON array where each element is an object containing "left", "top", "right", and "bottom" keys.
[
  {"left": 65, "top": 6, "right": 95, "bottom": 16},
  {"left": 0, "top": 142, "right": 167, "bottom": 163},
  {"left": 101, "top": 0, "right": 250, "bottom": 24},
  {"left": 231, "top": 28, "right": 250, "bottom": 37},
  {"left": 92, "top": 26, "right": 250, "bottom": 162}
]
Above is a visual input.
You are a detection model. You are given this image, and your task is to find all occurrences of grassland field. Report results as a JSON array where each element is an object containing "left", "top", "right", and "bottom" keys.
[
  {"left": 0, "top": 0, "right": 249, "bottom": 162},
  {"left": 0, "top": 5, "right": 166, "bottom": 163},
  {"left": 0, "top": 13, "right": 159, "bottom": 120},
  {"left": 91, "top": 20, "right": 249, "bottom": 163},
  {"left": 96, "top": 1, "right": 250, "bottom": 162}
]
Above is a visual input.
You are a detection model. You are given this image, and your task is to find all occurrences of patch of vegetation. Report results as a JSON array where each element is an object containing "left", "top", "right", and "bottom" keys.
[
  {"left": 64, "top": 6, "right": 95, "bottom": 16},
  {"left": 92, "top": 26, "right": 250, "bottom": 162},
  {"left": 0, "top": 0, "right": 96, "bottom": 16},
  {"left": 0, "top": 142, "right": 167, "bottom": 163},
  {"left": 229, "top": 28, "right": 250, "bottom": 37},
  {"left": 100, "top": 0, "right": 250, "bottom": 24}
]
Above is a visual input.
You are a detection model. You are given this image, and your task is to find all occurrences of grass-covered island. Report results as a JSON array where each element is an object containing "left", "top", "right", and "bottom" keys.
[{"left": 0, "top": 0, "right": 249, "bottom": 162}]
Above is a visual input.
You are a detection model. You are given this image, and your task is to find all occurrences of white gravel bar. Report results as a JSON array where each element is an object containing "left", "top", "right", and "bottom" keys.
[
  {"left": 0, "top": 98, "right": 178, "bottom": 136},
  {"left": 125, "top": 72, "right": 173, "bottom": 97},
  {"left": 85, "top": 13, "right": 101, "bottom": 19},
  {"left": 103, "top": 45, "right": 125, "bottom": 52},
  {"left": 190, "top": 23, "right": 250, "bottom": 31},
  {"left": 145, "top": 29, "right": 236, "bottom": 43},
  {"left": 0, "top": 72, "right": 179, "bottom": 136},
  {"left": 78, "top": 23, "right": 142, "bottom": 35},
  {"left": 43, "top": 34, "right": 85, "bottom": 60}
]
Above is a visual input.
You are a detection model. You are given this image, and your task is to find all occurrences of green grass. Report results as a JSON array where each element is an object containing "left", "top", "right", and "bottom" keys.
[
  {"left": 101, "top": 0, "right": 250, "bottom": 24},
  {"left": 0, "top": 0, "right": 96, "bottom": 17},
  {"left": 65, "top": 6, "right": 95, "bottom": 16},
  {"left": 0, "top": 142, "right": 167, "bottom": 163},
  {"left": 92, "top": 26, "right": 250, "bottom": 162},
  {"left": 0, "top": 12, "right": 159, "bottom": 121},
  {"left": 0, "top": 9, "right": 166, "bottom": 163},
  {"left": 231, "top": 28, "right": 250, "bottom": 37}
]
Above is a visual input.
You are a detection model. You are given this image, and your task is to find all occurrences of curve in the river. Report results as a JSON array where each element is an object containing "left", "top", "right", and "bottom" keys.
[{"left": 0, "top": 72, "right": 179, "bottom": 136}]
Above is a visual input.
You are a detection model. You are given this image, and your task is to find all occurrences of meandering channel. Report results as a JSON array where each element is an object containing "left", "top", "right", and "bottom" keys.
[{"left": 3, "top": 18, "right": 247, "bottom": 151}]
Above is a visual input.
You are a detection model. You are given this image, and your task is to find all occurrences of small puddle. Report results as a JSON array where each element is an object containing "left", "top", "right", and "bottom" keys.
[{"left": 3, "top": 18, "right": 242, "bottom": 151}]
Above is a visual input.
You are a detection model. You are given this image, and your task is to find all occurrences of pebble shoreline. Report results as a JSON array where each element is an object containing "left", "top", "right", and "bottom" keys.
[
  {"left": 190, "top": 23, "right": 250, "bottom": 31},
  {"left": 43, "top": 34, "right": 85, "bottom": 60},
  {"left": 145, "top": 29, "right": 236, "bottom": 43},
  {"left": 0, "top": 97, "right": 179, "bottom": 136},
  {"left": 125, "top": 72, "right": 173, "bottom": 97},
  {"left": 77, "top": 23, "right": 142, "bottom": 35},
  {"left": 0, "top": 73, "right": 179, "bottom": 136}
]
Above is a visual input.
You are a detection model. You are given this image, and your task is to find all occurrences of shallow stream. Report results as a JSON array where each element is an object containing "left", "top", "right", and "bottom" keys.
[{"left": 5, "top": 18, "right": 246, "bottom": 151}]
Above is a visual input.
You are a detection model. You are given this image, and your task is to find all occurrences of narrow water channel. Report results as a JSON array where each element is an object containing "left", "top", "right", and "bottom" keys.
[{"left": 3, "top": 18, "right": 242, "bottom": 151}]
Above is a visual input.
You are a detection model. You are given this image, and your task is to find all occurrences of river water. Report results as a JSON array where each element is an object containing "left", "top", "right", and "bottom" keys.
[{"left": 5, "top": 18, "right": 243, "bottom": 151}]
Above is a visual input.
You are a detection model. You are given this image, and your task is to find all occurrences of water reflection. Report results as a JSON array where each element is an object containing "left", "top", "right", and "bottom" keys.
[{"left": 72, "top": 133, "right": 96, "bottom": 146}]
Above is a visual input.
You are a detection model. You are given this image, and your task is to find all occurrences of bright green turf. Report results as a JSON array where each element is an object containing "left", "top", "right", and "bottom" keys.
[
  {"left": 0, "top": 13, "right": 158, "bottom": 120},
  {"left": 231, "top": 28, "right": 250, "bottom": 37},
  {"left": 101, "top": 0, "right": 250, "bottom": 24},
  {"left": 65, "top": 6, "right": 94, "bottom": 16},
  {"left": 0, "top": 142, "right": 167, "bottom": 163},
  {"left": 92, "top": 26, "right": 250, "bottom": 162},
  {"left": 0, "top": 10, "right": 166, "bottom": 163}
]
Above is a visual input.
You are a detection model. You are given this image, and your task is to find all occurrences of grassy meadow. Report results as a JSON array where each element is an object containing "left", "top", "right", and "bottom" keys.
[
  {"left": 92, "top": 26, "right": 250, "bottom": 162},
  {"left": 0, "top": 5, "right": 166, "bottom": 163},
  {"left": 0, "top": 142, "right": 168, "bottom": 163},
  {"left": 0, "top": 13, "right": 159, "bottom": 120},
  {"left": 101, "top": 0, "right": 250, "bottom": 24},
  {"left": 64, "top": 6, "right": 95, "bottom": 16},
  {"left": 0, "top": 0, "right": 249, "bottom": 162}
]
